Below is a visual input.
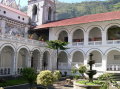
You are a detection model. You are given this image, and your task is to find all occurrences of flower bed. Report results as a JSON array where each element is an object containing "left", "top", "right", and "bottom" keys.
[{"left": 74, "top": 80, "right": 101, "bottom": 89}]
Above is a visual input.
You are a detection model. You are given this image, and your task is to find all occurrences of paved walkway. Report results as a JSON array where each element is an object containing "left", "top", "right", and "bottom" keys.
[{"left": 53, "top": 81, "right": 73, "bottom": 89}]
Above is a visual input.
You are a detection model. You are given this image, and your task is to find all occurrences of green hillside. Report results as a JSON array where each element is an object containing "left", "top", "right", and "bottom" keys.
[{"left": 21, "top": 0, "right": 120, "bottom": 20}]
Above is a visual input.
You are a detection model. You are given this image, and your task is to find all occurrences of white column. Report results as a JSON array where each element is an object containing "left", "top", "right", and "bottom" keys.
[
  {"left": 84, "top": 32, "right": 88, "bottom": 46},
  {"left": 1, "top": 20, "right": 6, "bottom": 34},
  {"left": 28, "top": 51, "right": 32, "bottom": 67},
  {"left": 68, "top": 34, "right": 72, "bottom": 46},
  {"left": 102, "top": 30, "right": 107, "bottom": 45},
  {"left": 102, "top": 55, "right": 107, "bottom": 72},
  {"left": 25, "top": 26, "right": 29, "bottom": 38},
  {"left": 39, "top": 53, "right": 43, "bottom": 70},
  {"left": 84, "top": 55, "right": 88, "bottom": 66},
  {"left": 12, "top": 51, "right": 18, "bottom": 75}
]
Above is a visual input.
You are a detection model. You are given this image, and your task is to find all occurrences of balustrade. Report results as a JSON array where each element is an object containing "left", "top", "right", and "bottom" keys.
[
  {"left": 107, "top": 40, "right": 120, "bottom": 45},
  {"left": 0, "top": 68, "right": 11, "bottom": 75},
  {"left": 0, "top": 34, "right": 46, "bottom": 46},
  {"left": 72, "top": 42, "right": 84, "bottom": 46},
  {"left": 107, "top": 64, "right": 120, "bottom": 71}
]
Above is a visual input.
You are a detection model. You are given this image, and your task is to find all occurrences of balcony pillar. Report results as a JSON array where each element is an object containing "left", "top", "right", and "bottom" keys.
[
  {"left": 40, "top": 53, "right": 44, "bottom": 70},
  {"left": 12, "top": 51, "right": 18, "bottom": 75},
  {"left": 84, "top": 56, "right": 88, "bottom": 65},
  {"left": 102, "top": 30, "right": 107, "bottom": 45},
  {"left": 84, "top": 32, "right": 88, "bottom": 46},
  {"left": 102, "top": 55, "right": 107, "bottom": 72},
  {"left": 1, "top": 20, "right": 6, "bottom": 34},
  {"left": 25, "top": 27, "right": 29, "bottom": 38},
  {"left": 28, "top": 51, "right": 32, "bottom": 67},
  {"left": 37, "top": 53, "right": 43, "bottom": 72},
  {"left": 68, "top": 34, "right": 72, "bottom": 46}
]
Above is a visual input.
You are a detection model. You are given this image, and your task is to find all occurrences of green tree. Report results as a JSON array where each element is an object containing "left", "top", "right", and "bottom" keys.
[
  {"left": 46, "top": 40, "right": 68, "bottom": 69},
  {"left": 78, "top": 65, "right": 87, "bottom": 79},
  {"left": 21, "top": 68, "right": 37, "bottom": 89}
]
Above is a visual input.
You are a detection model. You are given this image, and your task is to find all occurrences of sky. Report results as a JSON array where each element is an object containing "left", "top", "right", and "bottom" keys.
[{"left": 15, "top": 0, "right": 106, "bottom": 7}]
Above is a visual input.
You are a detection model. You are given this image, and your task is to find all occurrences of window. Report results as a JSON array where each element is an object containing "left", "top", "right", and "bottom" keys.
[
  {"left": 18, "top": 16, "right": 20, "bottom": 19},
  {"left": 32, "top": 5, "right": 37, "bottom": 15},
  {"left": 3, "top": 11, "right": 6, "bottom": 14},
  {"left": 48, "top": 7, "right": 52, "bottom": 21}
]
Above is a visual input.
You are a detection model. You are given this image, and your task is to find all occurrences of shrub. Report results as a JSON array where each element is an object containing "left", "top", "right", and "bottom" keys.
[
  {"left": 0, "top": 87, "right": 4, "bottom": 89},
  {"left": 37, "top": 70, "right": 55, "bottom": 86},
  {"left": 78, "top": 65, "right": 87, "bottom": 78},
  {"left": 21, "top": 68, "right": 37, "bottom": 85},
  {"left": 53, "top": 70, "right": 61, "bottom": 81}
]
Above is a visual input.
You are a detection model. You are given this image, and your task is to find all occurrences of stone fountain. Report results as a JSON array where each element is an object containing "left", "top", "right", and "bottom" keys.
[{"left": 87, "top": 53, "right": 97, "bottom": 82}]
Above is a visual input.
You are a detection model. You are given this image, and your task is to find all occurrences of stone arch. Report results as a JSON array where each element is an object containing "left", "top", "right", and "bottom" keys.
[
  {"left": 104, "top": 23, "right": 120, "bottom": 32},
  {"left": 55, "top": 28, "right": 69, "bottom": 36},
  {"left": 72, "top": 51, "right": 84, "bottom": 63},
  {"left": 0, "top": 43, "right": 16, "bottom": 52},
  {"left": 105, "top": 47, "right": 120, "bottom": 56},
  {"left": 58, "top": 51, "right": 69, "bottom": 70},
  {"left": 58, "top": 51, "right": 68, "bottom": 63},
  {"left": 70, "top": 26, "right": 85, "bottom": 35},
  {"left": 87, "top": 26, "right": 102, "bottom": 41},
  {"left": 86, "top": 48, "right": 103, "bottom": 56},
  {"left": 86, "top": 49, "right": 103, "bottom": 67},
  {"left": 0, "top": 45, "right": 15, "bottom": 75},
  {"left": 17, "top": 45, "right": 30, "bottom": 53},
  {"left": 105, "top": 48, "right": 120, "bottom": 71},
  {"left": 106, "top": 24, "right": 120, "bottom": 40},
  {"left": 87, "top": 25, "right": 103, "bottom": 33},
  {"left": 70, "top": 49, "right": 85, "bottom": 59},
  {"left": 72, "top": 28, "right": 84, "bottom": 42},
  {"left": 17, "top": 47, "right": 30, "bottom": 72},
  {"left": 58, "top": 30, "right": 68, "bottom": 42},
  {"left": 31, "top": 48, "right": 41, "bottom": 71},
  {"left": 42, "top": 51, "right": 51, "bottom": 70}
]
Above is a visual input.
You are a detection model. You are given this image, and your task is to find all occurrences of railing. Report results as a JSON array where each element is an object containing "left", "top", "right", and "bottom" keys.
[
  {"left": 58, "top": 63, "right": 68, "bottom": 69},
  {"left": 0, "top": 34, "right": 46, "bottom": 46},
  {"left": 0, "top": 67, "right": 11, "bottom": 75},
  {"left": 88, "top": 41, "right": 102, "bottom": 45},
  {"left": 94, "top": 63, "right": 102, "bottom": 67},
  {"left": 107, "top": 64, "right": 120, "bottom": 71},
  {"left": 71, "top": 62, "right": 83, "bottom": 67},
  {"left": 72, "top": 42, "right": 84, "bottom": 46},
  {"left": 107, "top": 40, "right": 120, "bottom": 45}
]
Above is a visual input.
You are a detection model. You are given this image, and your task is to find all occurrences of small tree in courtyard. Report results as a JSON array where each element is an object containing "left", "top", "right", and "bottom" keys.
[
  {"left": 21, "top": 68, "right": 37, "bottom": 89},
  {"left": 46, "top": 40, "right": 68, "bottom": 69}
]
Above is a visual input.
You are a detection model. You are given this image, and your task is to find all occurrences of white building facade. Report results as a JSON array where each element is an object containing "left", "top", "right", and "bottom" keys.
[{"left": 0, "top": 0, "right": 120, "bottom": 77}]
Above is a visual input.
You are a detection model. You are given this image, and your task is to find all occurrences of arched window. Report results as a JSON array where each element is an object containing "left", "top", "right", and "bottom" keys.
[
  {"left": 48, "top": 7, "right": 52, "bottom": 21},
  {"left": 32, "top": 5, "right": 37, "bottom": 15}
]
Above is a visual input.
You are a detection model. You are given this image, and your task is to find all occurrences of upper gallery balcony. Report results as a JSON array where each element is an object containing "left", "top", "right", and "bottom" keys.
[
  {"left": 0, "top": 33, "right": 46, "bottom": 46},
  {"left": 58, "top": 25, "right": 120, "bottom": 47}
]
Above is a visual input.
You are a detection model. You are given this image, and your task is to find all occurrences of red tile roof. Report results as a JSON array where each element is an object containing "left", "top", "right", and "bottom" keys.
[
  {"left": 35, "top": 11, "right": 120, "bottom": 29},
  {"left": 0, "top": 3, "right": 28, "bottom": 17}
]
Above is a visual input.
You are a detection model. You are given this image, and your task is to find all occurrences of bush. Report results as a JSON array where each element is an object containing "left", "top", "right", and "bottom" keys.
[
  {"left": 37, "top": 70, "right": 55, "bottom": 86},
  {"left": 78, "top": 65, "right": 87, "bottom": 78},
  {"left": 53, "top": 70, "right": 61, "bottom": 81},
  {"left": 0, "top": 87, "right": 4, "bottom": 89},
  {"left": 98, "top": 73, "right": 112, "bottom": 80},
  {"left": 21, "top": 68, "right": 37, "bottom": 85}
]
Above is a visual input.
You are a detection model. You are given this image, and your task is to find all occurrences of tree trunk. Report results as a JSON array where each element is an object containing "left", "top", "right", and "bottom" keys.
[{"left": 56, "top": 49, "right": 59, "bottom": 70}]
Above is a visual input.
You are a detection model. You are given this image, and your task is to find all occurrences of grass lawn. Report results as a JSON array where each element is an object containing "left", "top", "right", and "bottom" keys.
[
  {"left": 0, "top": 77, "right": 28, "bottom": 87},
  {"left": 76, "top": 80, "right": 102, "bottom": 85}
]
